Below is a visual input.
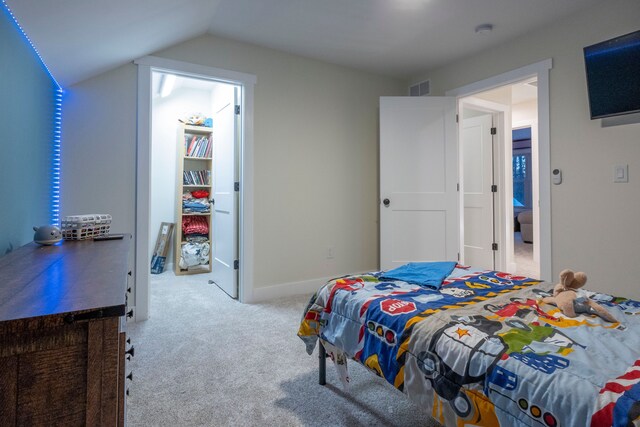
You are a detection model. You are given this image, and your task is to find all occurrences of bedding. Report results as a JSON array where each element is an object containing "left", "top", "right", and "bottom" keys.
[{"left": 298, "top": 264, "right": 640, "bottom": 426}]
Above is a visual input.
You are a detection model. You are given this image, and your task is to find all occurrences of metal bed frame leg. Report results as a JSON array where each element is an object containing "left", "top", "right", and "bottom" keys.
[{"left": 318, "top": 341, "right": 327, "bottom": 385}]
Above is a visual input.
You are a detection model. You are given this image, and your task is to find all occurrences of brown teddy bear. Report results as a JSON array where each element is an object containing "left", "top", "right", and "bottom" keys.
[{"left": 542, "top": 269, "right": 617, "bottom": 323}]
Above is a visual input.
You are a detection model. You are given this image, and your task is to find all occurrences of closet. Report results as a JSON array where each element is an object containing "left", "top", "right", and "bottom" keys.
[{"left": 150, "top": 72, "right": 239, "bottom": 297}]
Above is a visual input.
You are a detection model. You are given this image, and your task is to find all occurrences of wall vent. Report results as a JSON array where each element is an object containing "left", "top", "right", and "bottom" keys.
[{"left": 409, "top": 79, "right": 431, "bottom": 96}]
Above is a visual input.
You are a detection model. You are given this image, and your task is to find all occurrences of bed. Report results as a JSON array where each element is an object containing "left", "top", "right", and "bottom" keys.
[{"left": 297, "top": 263, "right": 640, "bottom": 426}]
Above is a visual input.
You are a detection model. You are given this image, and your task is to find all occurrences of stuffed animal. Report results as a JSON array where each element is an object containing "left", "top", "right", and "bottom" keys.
[{"left": 542, "top": 269, "right": 617, "bottom": 323}]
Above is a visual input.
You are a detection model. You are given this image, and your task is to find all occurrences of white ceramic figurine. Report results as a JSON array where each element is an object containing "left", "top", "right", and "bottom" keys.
[{"left": 33, "top": 225, "right": 62, "bottom": 245}]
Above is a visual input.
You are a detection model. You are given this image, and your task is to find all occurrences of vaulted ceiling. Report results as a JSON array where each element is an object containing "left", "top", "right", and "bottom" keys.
[{"left": 6, "top": 0, "right": 603, "bottom": 87}]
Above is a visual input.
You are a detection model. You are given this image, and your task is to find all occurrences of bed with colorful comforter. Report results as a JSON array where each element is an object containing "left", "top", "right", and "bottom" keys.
[{"left": 298, "top": 263, "right": 640, "bottom": 427}]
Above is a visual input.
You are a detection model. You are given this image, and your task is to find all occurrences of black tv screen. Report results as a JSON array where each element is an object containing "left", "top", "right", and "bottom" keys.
[{"left": 584, "top": 30, "right": 640, "bottom": 119}]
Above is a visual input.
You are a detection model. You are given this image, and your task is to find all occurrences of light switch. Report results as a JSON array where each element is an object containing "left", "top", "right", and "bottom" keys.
[{"left": 614, "top": 164, "right": 628, "bottom": 183}]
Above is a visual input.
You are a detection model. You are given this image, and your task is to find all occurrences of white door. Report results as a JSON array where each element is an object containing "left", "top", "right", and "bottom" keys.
[
  {"left": 210, "top": 88, "right": 239, "bottom": 298},
  {"left": 379, "top": 96, "right": 458, "bottom": 270},
  {"left": 462, "top": 114, "right": 495, "bottom": 269}
]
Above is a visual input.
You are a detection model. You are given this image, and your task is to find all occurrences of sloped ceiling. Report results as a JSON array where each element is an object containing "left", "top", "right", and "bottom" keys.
[{"left": 5, "top": 0, "right": 602, "bottom": 87}]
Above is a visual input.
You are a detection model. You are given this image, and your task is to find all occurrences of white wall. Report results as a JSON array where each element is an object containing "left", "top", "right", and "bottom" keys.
[
  {"left": 63, "top": 34, "right": 404, "bottom": 300},
  {"left": 513, "top": 100, "right": 537, "bottom": 126},
  {"left": 410, "top": 0, "right": 640, "bottom": 299},
  {"left": 61, "top": 64, "right": 137, "bottom": 244}
]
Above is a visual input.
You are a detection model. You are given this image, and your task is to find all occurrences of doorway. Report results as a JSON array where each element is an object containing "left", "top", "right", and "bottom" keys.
[
  {"left": 134, "top": 56, "right": 257, "bottom": 321},
  {"left": 150, "top": 72, "right": 240, "bottom": 298},
  {"left": 379, "top": 60, "right": 551, "bottom": 281},
  {"left": 458, "top": 79, "right": 540, "bottom": 278}
]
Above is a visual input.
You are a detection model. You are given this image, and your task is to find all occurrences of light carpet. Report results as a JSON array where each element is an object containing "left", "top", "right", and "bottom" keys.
[
  {"left": 513, "top": 231, "right": 539, "bottom": 279},
  {"left": 126, "top": 272, "right": 441, "bottom": 427}
]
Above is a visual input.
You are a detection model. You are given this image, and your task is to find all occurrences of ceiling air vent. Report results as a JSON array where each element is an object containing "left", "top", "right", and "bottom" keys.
[{"left": 409, "top": 79, "right": 430, "bottom": 96}]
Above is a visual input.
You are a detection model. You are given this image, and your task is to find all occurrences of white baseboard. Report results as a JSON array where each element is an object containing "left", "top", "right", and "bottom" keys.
[
  {"left": 249, "top": 276, "right": 330, "bottom": 303},
  {"left": 247, "top": 270, "right": 372, "bottom": 303}
]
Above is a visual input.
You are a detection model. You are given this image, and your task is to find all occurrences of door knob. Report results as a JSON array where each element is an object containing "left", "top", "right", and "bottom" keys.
[{"left": 383, "top": 198, "right": 390, "bottom": 207}]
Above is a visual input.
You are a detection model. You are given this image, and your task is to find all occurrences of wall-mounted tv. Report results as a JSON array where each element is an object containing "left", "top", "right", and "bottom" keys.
[{"left": 583, "top": 30, "right": 640, "bottom": 119}]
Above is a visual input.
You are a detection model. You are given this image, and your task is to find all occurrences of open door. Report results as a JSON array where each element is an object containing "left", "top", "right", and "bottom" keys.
[
  {"left": 461, "top": 113, "right": 495, "bottom": 269},
  {"left": 210, "top": 87, "right": 240, "bottom": 298},
  {"left": 379, "top": 96, "right": 458, "bottom": 270}
]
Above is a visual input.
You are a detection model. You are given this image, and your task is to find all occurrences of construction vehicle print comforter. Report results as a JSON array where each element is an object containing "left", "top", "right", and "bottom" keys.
[{"left": 297, "top": 264, "right": 640, "bottom": 427}]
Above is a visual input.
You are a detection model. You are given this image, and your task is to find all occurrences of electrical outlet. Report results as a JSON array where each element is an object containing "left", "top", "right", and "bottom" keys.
[
  {"left": 614, "top": 164, "right": 628, "bottom": 183},
  {"left": 327, "top": 246, "right": 335, "bottom": 259}
]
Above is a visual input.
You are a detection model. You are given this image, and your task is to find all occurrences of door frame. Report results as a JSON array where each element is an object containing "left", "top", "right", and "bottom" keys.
[
  {"left": 134, "top": 56, "right": 257, "bottom": 320},
  {"left": 459, "top": 97, "right": 509, "bottom": 271},
  {"left": 447, "top": 58, "right": 552, "bottom": 281}
]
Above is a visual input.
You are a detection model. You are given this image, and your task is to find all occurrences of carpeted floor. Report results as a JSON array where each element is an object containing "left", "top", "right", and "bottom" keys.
[
  {"left": 513, "top": 231, "right": 539, "bottom": 279},
  {"left": 126, "top": 273, "right": 441, "bottom": 426}
]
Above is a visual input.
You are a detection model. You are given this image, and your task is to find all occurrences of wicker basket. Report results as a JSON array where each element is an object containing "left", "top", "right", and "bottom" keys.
[{"left": 61, "top": 214, "right": 112, "bottom": 240}]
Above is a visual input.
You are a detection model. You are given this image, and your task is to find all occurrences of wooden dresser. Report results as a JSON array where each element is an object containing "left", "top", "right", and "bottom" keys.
[{"left": 0, "top": 237, "right": 133, "bottom": 426}]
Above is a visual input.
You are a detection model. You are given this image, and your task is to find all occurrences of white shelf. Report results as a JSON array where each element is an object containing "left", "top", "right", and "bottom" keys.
[{"left": 183, "top": 124, "right": 213, "bottom": 133}]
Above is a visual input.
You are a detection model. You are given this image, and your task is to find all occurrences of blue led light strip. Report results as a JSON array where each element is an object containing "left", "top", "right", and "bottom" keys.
[
  {"left": 1, "top": 1, "right": 62, "bottom": 89},
  {"left": 2, "top": 0, "right": 64, "bottom": 225},
  {"left": 51, "top": 89, "right": 63, "bottom": 226}
]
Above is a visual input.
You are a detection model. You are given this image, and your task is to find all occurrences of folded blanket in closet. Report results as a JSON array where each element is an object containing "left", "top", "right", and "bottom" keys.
[
  {"left": 182, "top": 216, "right": 209, "bottom": 235},
  {"left": 183, "top": 198, "right": 210, "bottom": 213}
]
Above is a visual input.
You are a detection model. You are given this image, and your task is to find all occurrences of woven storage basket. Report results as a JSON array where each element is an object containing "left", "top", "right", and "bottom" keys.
[{"left": 61, "top": 214, "right": 112, "bottom": 240}]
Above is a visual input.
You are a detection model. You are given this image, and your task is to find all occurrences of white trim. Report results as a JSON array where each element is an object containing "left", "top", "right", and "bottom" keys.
[
  {"left": 249, "top": 272, "right": 368, "bottom": 303},
  {"left": 446, "top": 58, "right": 553, "bottom": 282},
  {"left": 537, "top": 67, "right": 552, "bottom": 282},
  {"left": 250, "top": 277, "right": 328, "bottom": 303},
  {"left": 134, "top": 56, "right": 257, "bottom": 85},
  {"left": 446, "top": 59, "right": 552, "bottom": 98},
  {"left": 135, "top": 64, "right": 152, "bottom": 321},
  {"left": 134, "top": 56, "right": 256, "bottom": 320}
]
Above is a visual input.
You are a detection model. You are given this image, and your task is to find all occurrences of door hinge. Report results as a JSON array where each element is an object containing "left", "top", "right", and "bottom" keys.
[
  {"left": 234, "top": 260, "right": 239, "bottom": 270},
  {"left": 457, "top": 252, "right": 460, "bottom": 261},
  {"left": 490, "top": 127, "right": 497, "bottom": 135},
  {"left": 492, "top": 243, "right": 498, "bottom": 251},
  {"left": 457, "top": 183, "right": 460, "bottom": 192},
  {"left": 491, "top": 184, "right": 497, "bottom": 193},
  {"left": 235, "top": 105, "right": 240, "bottom": 115},
  {"left": 456, "top": 114, "right": 459, "bottom": 123},
  {"left": 234, "top": 182, "right": 240, "bottom": 192}
]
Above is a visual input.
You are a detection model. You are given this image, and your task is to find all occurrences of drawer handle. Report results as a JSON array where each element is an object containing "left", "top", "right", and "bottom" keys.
[{"left": 64, "top": 306, "right": 122, "bottom": 324}]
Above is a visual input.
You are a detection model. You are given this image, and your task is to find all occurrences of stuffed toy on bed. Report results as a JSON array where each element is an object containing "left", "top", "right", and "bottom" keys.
[{"left": 542, "top": 269, "right": 617, "bottom": 323}]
